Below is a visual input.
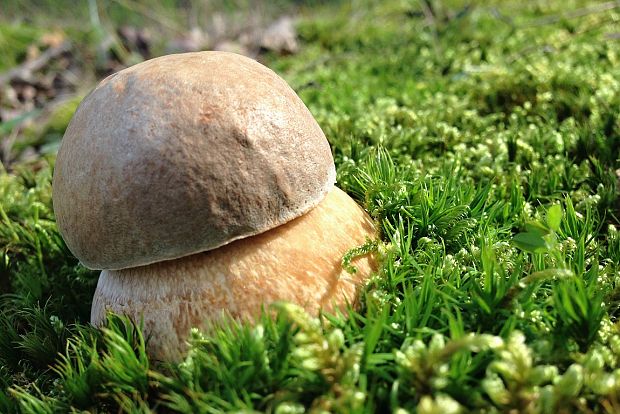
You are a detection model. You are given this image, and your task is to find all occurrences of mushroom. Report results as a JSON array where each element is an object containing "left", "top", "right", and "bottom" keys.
[{"left": 52, "top": 52, "right": 377, "bottom": 361}]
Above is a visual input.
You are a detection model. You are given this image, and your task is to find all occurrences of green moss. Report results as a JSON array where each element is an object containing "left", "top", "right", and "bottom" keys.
[
  {"left": 1, "top": 0, "right": 620, "bottom": 412},
  {"left": 18, "top": 96, "right": 83, "bottom": 156},
  {"left": 0, "top": 23, "right": 42, "bottom": 72}
]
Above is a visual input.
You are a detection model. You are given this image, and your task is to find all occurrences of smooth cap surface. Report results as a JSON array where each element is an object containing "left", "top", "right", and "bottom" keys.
[{"left": 53, "top": 52, "right": 336, "bottom": 270}]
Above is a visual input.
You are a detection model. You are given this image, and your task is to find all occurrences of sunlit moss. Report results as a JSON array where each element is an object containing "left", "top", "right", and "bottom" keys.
[{"left": 1, "top": 0, "right": 619, "bottom": 412}]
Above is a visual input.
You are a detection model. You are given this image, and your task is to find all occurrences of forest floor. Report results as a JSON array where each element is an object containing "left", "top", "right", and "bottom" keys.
[{"left": 1, "top": 0, "right": 620, "bottom": 412}]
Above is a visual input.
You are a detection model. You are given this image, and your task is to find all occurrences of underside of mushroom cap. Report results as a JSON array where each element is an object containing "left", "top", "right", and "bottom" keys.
[
  {"left": 90, "top": 186, "right": 377, "bottom": 361},
  {"left": 53, "top": 52, "right": 336, "bottom": 270}
]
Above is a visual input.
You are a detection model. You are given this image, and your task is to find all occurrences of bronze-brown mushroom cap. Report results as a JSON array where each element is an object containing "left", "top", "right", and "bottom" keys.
[{"left": 53, "top": 51, "right": 336, "bottom": 270}]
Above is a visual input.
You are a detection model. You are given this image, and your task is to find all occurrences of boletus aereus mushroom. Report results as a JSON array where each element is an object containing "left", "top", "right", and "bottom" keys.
[{"left": 52, "top": 52, "right": 377, "bottom": 361}]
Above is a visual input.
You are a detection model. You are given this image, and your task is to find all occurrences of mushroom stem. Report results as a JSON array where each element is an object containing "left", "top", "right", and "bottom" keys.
[{"left": 91, "top": 187, "right": 377, "bottom": 361}]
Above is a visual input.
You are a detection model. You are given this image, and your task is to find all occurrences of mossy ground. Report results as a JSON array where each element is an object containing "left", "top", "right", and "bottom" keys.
[{"left": 1, "top": 1, "right": 620, "bottom": 413}]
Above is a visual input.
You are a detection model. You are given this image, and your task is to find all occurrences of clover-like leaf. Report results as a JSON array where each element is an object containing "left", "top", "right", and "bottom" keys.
[
  {"left": 513, "top": 232, "right": 548, "bottom": 254},
  {"left": 546, "top": 205, "right": 563, "bottom": 232}
]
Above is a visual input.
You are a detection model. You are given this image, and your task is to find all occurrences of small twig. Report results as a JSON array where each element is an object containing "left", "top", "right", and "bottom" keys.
[
  {"left": 490, "top": 7, "right": 516, "bottom": 28},
  {"left": 420, "top": 0, "right": 443, "bottom": 58},
  {"left": 506, "top": 11, "right": 616, "bottom": 64},
  {"left": 500, "top": 268, "right": 574, "bottom": 308},
  {"left": 524, "top": 1, "right": 620, "bottom": 28},
  {"left": 110, "top": 0, "right": 185, "bottom": 35},
  {"left": 0, "top": 41, "right": 71, "bottom": 85},
  {"left": 1, "top": 127, "right": 19, "bottom": 167},
  {"left": 88, "top": 0, "right": 101, "bottom": 28},
  {"left": 0, "top": 93, "right": 73, "bottom": 168},
  {"left": 506, "top": 44, "right": 555, "bottom": 64}
]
